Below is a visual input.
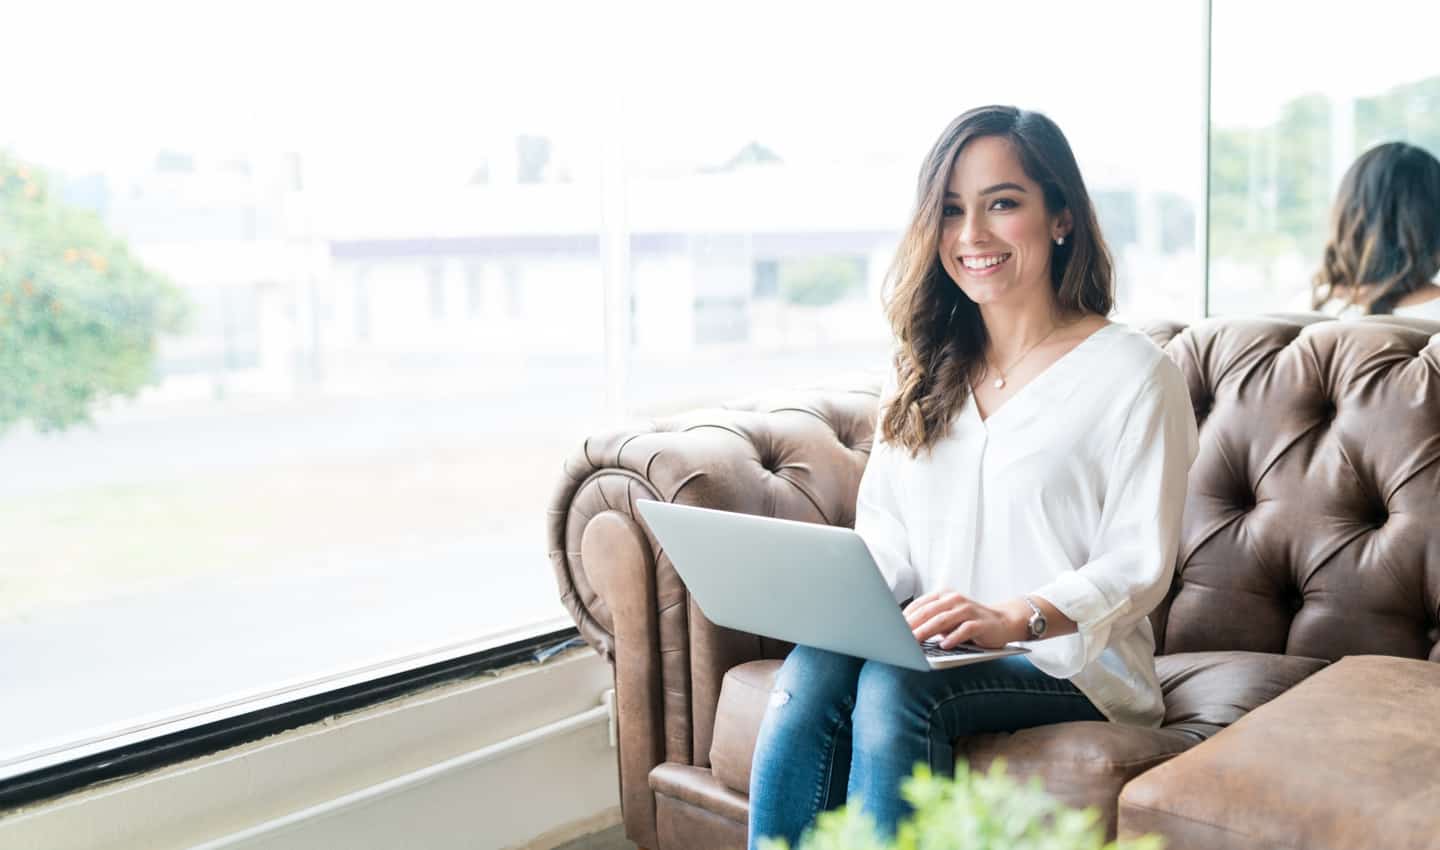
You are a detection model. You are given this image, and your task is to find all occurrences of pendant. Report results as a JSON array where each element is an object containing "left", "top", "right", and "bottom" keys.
[{"left": 993, "top": 377, "right": 1005, "bottom": 389}]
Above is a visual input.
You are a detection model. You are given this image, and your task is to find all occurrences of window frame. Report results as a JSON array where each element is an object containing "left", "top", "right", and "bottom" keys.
[{"left": 0, "top": 623, "right": 582, "bottom": 809}]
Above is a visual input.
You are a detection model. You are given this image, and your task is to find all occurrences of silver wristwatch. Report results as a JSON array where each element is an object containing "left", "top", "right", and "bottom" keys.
[{"left": 1022, "top": 595, "right": 1047, "bottom": 640}]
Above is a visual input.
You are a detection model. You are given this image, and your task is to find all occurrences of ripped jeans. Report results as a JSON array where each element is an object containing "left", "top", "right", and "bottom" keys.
[{"left": 746, "top": 644, "right": 1106, "bottom": 849}]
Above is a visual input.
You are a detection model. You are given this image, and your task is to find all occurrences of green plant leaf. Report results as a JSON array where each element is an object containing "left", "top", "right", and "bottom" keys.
[{"left": 782, "top": 760, "right": 1165, "bottom": 850}]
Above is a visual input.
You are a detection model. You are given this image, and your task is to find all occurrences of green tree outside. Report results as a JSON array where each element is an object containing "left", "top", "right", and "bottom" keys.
[
  {"left": 0, "top": 152, "right": 189, "bottom": 435},
  {"left": 1208, "top": 75, "right": 1440, "bottom": 278}
]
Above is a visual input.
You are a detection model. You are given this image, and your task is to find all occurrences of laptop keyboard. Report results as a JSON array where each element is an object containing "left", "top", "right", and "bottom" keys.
[{"left": 921, "top": 640, "right": 985, "bottom": 657}]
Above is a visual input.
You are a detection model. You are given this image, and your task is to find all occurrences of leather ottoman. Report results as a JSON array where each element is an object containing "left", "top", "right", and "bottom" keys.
[{"left": 1118, "top": 655, "right": 1440, "bottom": 849}]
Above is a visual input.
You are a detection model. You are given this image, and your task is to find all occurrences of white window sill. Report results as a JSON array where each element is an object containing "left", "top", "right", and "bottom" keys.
[{"left": 0, "top": 645, "right": 617, "bottom": 849}]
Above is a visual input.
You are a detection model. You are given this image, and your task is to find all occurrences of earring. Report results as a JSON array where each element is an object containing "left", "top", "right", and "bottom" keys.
[{"left": 1055, "top": 236, "right": 1065, "bottom": 246}]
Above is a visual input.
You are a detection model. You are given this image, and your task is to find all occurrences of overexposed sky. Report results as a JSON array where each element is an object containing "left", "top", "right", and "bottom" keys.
[
  {"left": 2, "top": 0, "right": 1435, "bottom": 199},
  {"left": 1211, "top": 0, "right": 1440, "bottom": 126}
]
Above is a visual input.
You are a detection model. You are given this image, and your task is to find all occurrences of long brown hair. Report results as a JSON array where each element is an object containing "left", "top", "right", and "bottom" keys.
[
  {"left": 1313, "top": 142, "right": 1440, "bottom": 315},
  {"left": 879, "top": 105, "right": 1114, "bottom": 457}
]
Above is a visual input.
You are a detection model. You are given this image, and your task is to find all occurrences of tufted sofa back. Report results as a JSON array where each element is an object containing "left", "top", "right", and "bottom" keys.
[{"left": 1148, "top": 315, "right": 1440, "bottom": 662}]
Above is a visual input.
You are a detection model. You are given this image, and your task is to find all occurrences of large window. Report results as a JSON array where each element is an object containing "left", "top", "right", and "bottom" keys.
[
  {"left": 0, "top": 5, "right": 609, "bottom": 779},
  {"left": 1209, "top": 2, "right": 1440, "bottom": 314}
]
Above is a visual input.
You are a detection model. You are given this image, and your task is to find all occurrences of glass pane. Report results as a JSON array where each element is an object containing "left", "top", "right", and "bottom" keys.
[
  {"left": 622, "top": 0, "right": 1206, "bottom": 420},
  {"left": 1209, "top": 2, "right": 1440, "bottom": 314},
  {"left": 0, "top": 5, "right": 605, "bottom": 776}
]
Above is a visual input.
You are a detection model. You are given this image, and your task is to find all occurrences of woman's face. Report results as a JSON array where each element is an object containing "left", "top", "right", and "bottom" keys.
[{"left": 937, "top": 135, "right": 1069, "bottom": 308}]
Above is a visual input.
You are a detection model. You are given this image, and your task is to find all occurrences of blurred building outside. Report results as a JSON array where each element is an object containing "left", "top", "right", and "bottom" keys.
[{"left": 47, "top": 136, "right": 1210, "bottom": 417}]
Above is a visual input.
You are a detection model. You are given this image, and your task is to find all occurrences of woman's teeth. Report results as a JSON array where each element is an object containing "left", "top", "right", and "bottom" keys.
[{"left": 961, "top": 253, "right": 1011, "bottom": 270}]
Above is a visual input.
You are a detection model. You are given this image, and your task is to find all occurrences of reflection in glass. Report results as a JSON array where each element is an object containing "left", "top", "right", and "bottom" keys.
[{"left": 1209, "top": 2, "right": 1440, "bottom": 314}]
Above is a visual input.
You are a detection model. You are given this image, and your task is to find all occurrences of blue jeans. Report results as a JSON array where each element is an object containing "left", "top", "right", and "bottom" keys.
[{"left": 746, "top": 645, "right": 1106, "bottom": 849}]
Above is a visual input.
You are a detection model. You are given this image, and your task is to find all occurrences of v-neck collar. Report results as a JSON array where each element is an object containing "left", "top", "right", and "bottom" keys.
[{"left": 967, "top": 321, "right": 1119, "bottom": 429}]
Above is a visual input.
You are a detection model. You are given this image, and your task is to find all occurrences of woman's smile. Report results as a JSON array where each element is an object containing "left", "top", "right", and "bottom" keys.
[{"left": 959, "top": 252, "right": 1013, "bottom": 276}]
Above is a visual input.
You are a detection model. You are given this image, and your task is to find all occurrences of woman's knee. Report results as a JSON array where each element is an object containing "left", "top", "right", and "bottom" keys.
[
  {"left": 850, "top": 661, "right": 930, "bottom": 741},
  {"left": 854, "top": 661, "right": 928, "bottom": 712}
]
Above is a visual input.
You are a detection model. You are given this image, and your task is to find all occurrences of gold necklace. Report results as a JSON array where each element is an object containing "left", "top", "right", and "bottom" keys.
[{"left": 987, "top": 321, "right": 1067, "bottom": 390}]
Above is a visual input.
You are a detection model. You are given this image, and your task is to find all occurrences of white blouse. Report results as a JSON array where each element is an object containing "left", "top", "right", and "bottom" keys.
[{"left": 855, "top": 322, "right": 1200, "bottom": 728}]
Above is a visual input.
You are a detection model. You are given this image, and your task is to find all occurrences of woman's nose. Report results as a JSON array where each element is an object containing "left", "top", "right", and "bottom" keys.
[{"left": 957, "top": 212, "right": 987, "bottom": 247}]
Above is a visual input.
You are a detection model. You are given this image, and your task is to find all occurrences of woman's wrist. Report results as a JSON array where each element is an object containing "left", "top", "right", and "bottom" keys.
[
  {"left": 1001, "top": 598, "right": 1035, "bottom": 642},
  {"left": 1014, "top": 593, "right": 1078, "bottom": 641}
]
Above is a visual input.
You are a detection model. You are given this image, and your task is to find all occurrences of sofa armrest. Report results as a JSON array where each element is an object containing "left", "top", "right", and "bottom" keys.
[
  {"left": 546, "top": 383, "right": 880, "bottom": 848},
  {"left": 580, "top": 509, "right": 667, "bottom": 850}
]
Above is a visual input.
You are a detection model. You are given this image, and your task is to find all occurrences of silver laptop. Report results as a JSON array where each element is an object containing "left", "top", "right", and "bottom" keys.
[{"left": 634, "top": 500, "right": 1028, "bottom": 672}]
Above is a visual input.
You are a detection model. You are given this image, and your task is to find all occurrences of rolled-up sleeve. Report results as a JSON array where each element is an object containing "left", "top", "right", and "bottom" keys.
[
  {"left": 1030, "top": 355, "right": 1199, "bottom": 676},
  {"left": 854, "top": 369, "right": 921, "bottom": 604}
]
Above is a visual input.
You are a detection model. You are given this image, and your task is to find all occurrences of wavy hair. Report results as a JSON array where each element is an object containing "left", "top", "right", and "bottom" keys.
[
  {"left": 1312, "top": 142, "right": 1440, "bottom": 315},
  {"left": 879, "top": 105, "right": 1114, "bottom": 457}
]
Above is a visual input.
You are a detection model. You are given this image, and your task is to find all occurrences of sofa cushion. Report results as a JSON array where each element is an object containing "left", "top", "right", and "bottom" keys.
[
  {"left": 1156, "top": 650, "right": 1329, "bottom": 735},
  {"left": 1120, "top": 655, "right": 1440, "bottom": 849},
  {"left": 710, "top": 659, "right": 782, "bottom": 796},
  {"left": 959, "top": 721, "right": 1193, "bottom": 837}
]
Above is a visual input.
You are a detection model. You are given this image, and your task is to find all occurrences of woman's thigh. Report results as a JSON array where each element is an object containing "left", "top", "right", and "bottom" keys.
[
  {"left": 842, "top": 656, "right": 1103, "bottom": 839},
  {"left": 765, "top": 643, "right": 867, "bottom": 722},
  {"left": 852, "top": 655, "right": 1104, "bottom": 761}
]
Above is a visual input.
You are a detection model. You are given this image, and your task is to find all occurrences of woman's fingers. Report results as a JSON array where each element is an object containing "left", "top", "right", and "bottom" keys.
[
  {"left": 913, "top": 605, "right": 977, "bottom": 643},
  {"left": 911, "top": 598, "right": 1012, "bottom": 647},
  {"left": 912, "top": 612, "right": 951, "bottom": 643},
  {"left": 904, "top": 591, "right": 970, "bottom": 627},
  {"left": 901, "top": 591, "right": 939, "bottom": 619},
  {"left": 904, "top": 591, "right": 1010, "bottom": 647},
  {"left": 941, "top": 620, "right": 980, "bottom": 649}
]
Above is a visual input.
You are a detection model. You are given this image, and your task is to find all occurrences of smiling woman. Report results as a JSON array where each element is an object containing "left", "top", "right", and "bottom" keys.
[{"left": 744, "top": 106, "right": 1200, "bottom": 849}]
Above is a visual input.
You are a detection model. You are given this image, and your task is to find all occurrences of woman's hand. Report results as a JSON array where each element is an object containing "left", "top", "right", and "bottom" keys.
[{"left": 903, "top": 591, "right": 1030, "bottom": 650}]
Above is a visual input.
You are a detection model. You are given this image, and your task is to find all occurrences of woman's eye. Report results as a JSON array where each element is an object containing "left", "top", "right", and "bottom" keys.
[
  {"left": 990, "top": 198, "right": 1018, "bottom": 211},
  {"left": 942, "top": 204, "right": 962, "bottom": 217}
]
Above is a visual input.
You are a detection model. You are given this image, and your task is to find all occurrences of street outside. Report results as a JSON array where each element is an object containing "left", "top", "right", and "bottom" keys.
[{"left": 0, "top": 346, "right": 885, "bottom": 772}]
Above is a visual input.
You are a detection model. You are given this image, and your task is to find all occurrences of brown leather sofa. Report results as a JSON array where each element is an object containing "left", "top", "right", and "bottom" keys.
[{"left": 547, "top": 314, "right": 1440, "bottom": 850}]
